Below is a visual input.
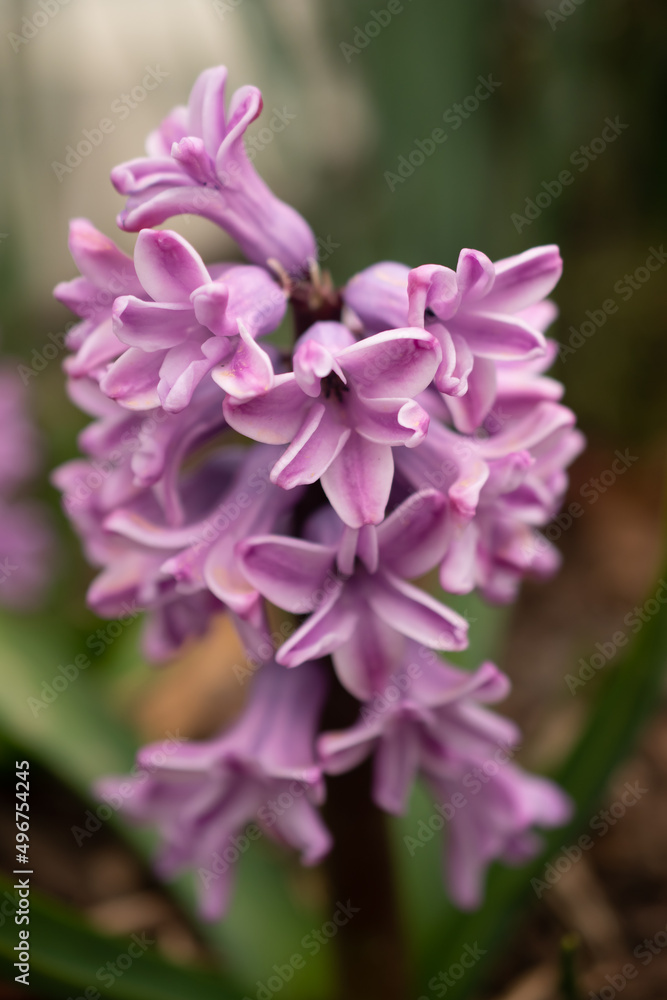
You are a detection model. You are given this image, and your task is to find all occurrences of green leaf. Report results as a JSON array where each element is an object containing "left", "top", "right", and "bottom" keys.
[
  {"left": 0, "top": 611, "right": 332, "bottom": 993},
  {"left": 413, "top": 575, "right": 667, "bottom": 997},
  {"left": 0, "top": 875, "right": 240, "bottom": 1000}
]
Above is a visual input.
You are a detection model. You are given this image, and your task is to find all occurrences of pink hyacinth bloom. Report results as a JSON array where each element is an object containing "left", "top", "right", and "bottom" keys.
[
  {"left": 344, "top": 246, "right": 561, "bottom": 433},
  {"left": 100, "top": 229, "right": 284, "bottom": 412},
  {"left": 237, "top": 490, "right": 468, "bottom": 699},
  {"left": 106, "top": 444, "right": 297, "bottom": 628},
  {"left": 398, "top": 397, "right": 585, "bottom": 602},
  {"left": 97, "top": 659, "right": 331, "bottom": 919},
  {"left": 54, "top": 219, "right": 144, "bottom": 381},
  {"left": 319, "top": 655, "right": 571, "bottom": 909},
  {"left": 224, "top": 321, "right": 441, "bottom": 527},
  {"left": 111, "top": 66, "right": 316, "bottom": 274}
]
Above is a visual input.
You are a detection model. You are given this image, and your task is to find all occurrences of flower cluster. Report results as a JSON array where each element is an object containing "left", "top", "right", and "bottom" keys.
[
  {"left": 0, "top": 366, "right": 52, "bottom": 608},
  {"left": 54, "top": 66, "right": 582, "bottom": 917}
]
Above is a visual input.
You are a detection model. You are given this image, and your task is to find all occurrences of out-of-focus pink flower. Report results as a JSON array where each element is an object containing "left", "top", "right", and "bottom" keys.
[
  {"left": 97, "top": 659, "right": 331, "bottom": 919},
  {"left": 111, "top": 66, "right": 317, "bottom": 274}
]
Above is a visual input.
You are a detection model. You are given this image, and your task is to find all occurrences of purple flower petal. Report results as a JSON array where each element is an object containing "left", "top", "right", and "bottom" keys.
[
  {"left": 113, "top": 297, "right": 196, "bottom": 350},
  {"left": 237, "top": 535, "right": 337, "bottom": 613},
  {"left": 368, "top": 572, "right": 468, "bottom": 650},
  {"left": 270, "top": 405, "right": 350, "bottom": 490},
  {"left": 277, "top": 589, "right": 357, "bottom": 667},
  {"left": 134, "top": 229, "right": 210, "bottom": 304},
  {"left": 341, "top": 327, "right": 440, "bottom": 399},
  {"left": 451, "top": 311, "right": 547, "bottom": 361},
  {"left": 224, "top": 374, "right": 310, "bottom": 444},
  {"left": 377, "top": 489, "right": 451, "bottom": 579},
  {"left": 483, "top": 245, "right": 563, "bottom": 314},
  {"left": 343, "top": 261, "right": 410, "bottom": 333},
  {"left": 211, "top": 324, "right": 274, "bottom": 401},
  {"left": 100, "top": 348, "right": 163, "bottom": 410},
  {"left": 320, "top": 434, "right": 394, "bottom": 528}
]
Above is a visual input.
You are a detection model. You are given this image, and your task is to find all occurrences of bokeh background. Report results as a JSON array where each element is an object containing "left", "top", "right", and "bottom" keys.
[{"left": 0, "top": 1, "right": 666, "bottom": 997}]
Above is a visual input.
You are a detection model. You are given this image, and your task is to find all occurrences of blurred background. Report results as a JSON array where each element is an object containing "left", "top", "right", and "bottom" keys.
[{"left": 0, "top": 1, "right": 666, "bottom": 997}]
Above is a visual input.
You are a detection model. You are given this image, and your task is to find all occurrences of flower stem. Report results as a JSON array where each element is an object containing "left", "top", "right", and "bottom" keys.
[{"left": 321, "top": 672, "right": 408, "bottom": 999}]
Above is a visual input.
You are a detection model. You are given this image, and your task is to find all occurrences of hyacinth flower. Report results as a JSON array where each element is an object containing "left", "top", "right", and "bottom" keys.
[
  {"left": 100, "top": 228, "right": 285, "bottom": 412},
  {"left": 111, "top": 65, "right": 316, "bottom": 275},
  {"left": 224, "top": 320, "right": 441, "bottom": 526},
  {"left": 97, "top": 659, "right": 331, "bottom": 919},
  {"left": 344, "top": 246, "right": 561, "bottom": 433},
  {"left": 237, "top": 490, "right": 468, "bottom": 699},
  {"left": 318, "top": 656, "right": 570, "bottom": 908},
  {"left": 54, "top": 218, "right": 144, "bottom": 381},
  {"left": 54, "top": 62, "right": 583, "bottom": 936}
]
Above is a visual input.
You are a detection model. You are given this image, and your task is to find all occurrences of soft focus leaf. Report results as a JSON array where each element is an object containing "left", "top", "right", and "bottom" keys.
[
  {"left": 0, "top": 875, "right": 239, "bottom": 999},
  {"left": 412, "top": 567, "right": 667, "bottom": 997}
]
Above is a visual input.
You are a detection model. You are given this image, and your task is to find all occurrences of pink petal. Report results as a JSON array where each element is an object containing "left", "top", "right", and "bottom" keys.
[
  {"left": 191, "top": 282, "right": 232, "bottom": 337},
  {"left": 343, "top": 261, "right": 410, "bottom": 333},
  {"left": 100, "top": 348, "right": 163, "bottom": 410},
  {"left": 187, "top": 65, "right": 229, "bottom": 157},
  {"left": 341, "top": 328, "right": 440, "bottom": 399},
  {"left": 211, "top": 324, "right": 274, "bottom": 401},
  {"left": 377, "top": 489, "right": 451, "bottom": 579},
  {"left": 445, "top": 356, "right": 497, "bottom": 434},
  {"left": 134, "top": 229, "right": 210, "bottom": 303},
  {"left": 237, "top": 535, "right": 337, "bottom": 613},
  {"left": 224, "top": 374, "right": 310, "bottom": 445},
  {"left": 215, "top": 85, "right": 263, "bottom": 171},
  {"left": 351, "top": 395, "right": 430, "bottom": 448},
  {"left": 452, "top": 311, "right": 547, "bottom": 360},
  {"left": 318, "top": 722, "right": 380, "bottom": 776},
  {"left": 112, "top": 296, "right": 195, "bottom": 350},
  {"left": 67, "top": 218, "right": 141, "bottom": 294},
  {"left": 368, "top": 573, "right": 469, "bottom": 650},
  {"left": 331, "top": 609, "right": 406, "bottom": 700},
  {"left": 433, "top": 327, "right": 475, "bottom": 396},
  {"left": 64, "top": 317, "right": 124, "bottom": 377},
  {"left": 270, "top": 405, "right": 350, "bottom": 490},
  {"left": 456, "top": 249, "right": 495, "bottom": 302},
  {"left": 321, "top": 435, "right": 394, "bottom": 528},
  {"left": 438, "top": 523, "right": 479, "bottom": 594},
  {"left": 407, "top": 264, "right": 459, "bottom": 324},
  {"left": 277, "top": 590, "right": 357, "bottom": 667},
  {"left": 373, "top": 725, "right": 421, "bottom": 814},
  {"left": 483, "top": 245, "right": 563, "bottom": 314}
]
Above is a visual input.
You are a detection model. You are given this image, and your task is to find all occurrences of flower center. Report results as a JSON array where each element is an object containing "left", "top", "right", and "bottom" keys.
[{"left": 322, "top": 372, "right": 349, "bottom": 403}]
